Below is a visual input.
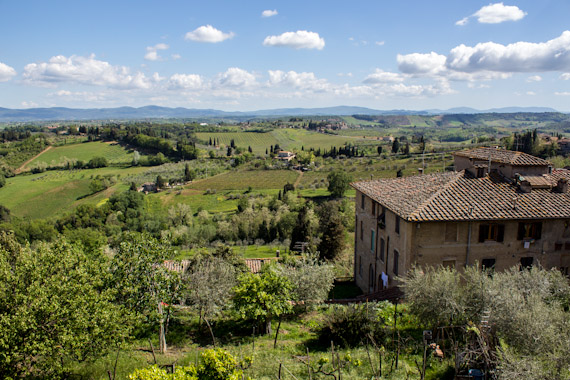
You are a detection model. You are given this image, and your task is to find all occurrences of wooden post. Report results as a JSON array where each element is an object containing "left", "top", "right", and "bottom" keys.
[
  {"left": 252, "top": 326, "right": 256, "bottom": 354},
  {"left": 274, "top": 318, "right": 282, "bottom": 349},
  {"left": 394, "top": 302, "right": 399, "bottom": 369},
  {"left": 306, "top": 347, "right": 312, "bottom": 380},
  {"left": 148, "top": 339, "right": 157, "bottom": 364}
]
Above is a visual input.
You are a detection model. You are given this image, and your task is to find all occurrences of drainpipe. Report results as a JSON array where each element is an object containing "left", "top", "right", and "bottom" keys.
[{"left": 465, "top": 207, "right": 473, "bottom": 268}]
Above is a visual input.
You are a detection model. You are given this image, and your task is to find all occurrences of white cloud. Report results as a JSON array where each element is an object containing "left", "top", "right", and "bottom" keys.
[
  {"left": 446, "top": 31, "right": 570, "bottom": 73},
  {"left": 474, "top": 3, "right": 526, "bottom": 24},
  {"left": 268, "top": 70, "right": 331, "bottom": 91},
  {"left": 456, "top": 3, "right": 526, "bottom": 26},
  {"left": 48, "top": 90, "right": 108, "bottom": 102},
  {"left": 0, "top": 62, "right": 17, "bottom": 82},
  {"left": 527, "top": 75, "right": 542, "bottom": 82},
  {"left": 397, "top": 52, "right": 447, "bottom": 75},
  {"left": 455, "top": 17, "right": 469, "bottom": 26},
  {"left": 363, "top": 69, "right": 405, "bottom": 84},
  {"left": 145, "top": 43, "right": 169, "bottom": 61},
  {"left": 22, "top": 54, "right": 158, "bottom": 89},
  {"left": 555, "top": 91, "right": 570, "bottom": 96},
  {"left": 375, "top": 41, "right": 385, "bottom": 46},
  {"left": 263, "top": 30, "right": 325, "bottom": 50},
  {"left": 185, "top": 25, "right": 234, "bottom": 43},
  {"left": 337, "top": 72, "right": 353, "bottom": 77},
  {"left": 21, "top": 101, "right": 38, "bottom": 108},
  {"left": 215, "top": 67, "right": 257, "bottom": 88},
  {"left": 261, "top": 9, "right": 278, "bottom": 17},
  {"left": 561, "top": 73, "right": 570, "bottom": 80},
  {"left": 526, "top": 91, "right": 536, "bottom": 96},
  {"left": 168, "top": 73, "right": 203, "bottom": 90},
  {"left": 171, "top": 54, "right": 181, "bottom": 60}
]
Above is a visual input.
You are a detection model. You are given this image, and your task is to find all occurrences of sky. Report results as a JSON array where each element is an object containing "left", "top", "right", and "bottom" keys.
[{"left": 1, "top": 0, "right": 570, "bottom": 111}]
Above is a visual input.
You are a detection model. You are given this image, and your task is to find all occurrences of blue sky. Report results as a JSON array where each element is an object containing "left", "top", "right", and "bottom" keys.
[{"left": 1, "top": 0, "right": 570, "bottom": 111}]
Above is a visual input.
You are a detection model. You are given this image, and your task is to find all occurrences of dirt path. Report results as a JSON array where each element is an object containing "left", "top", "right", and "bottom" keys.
[
  {"left": 293, "top": 170, "right": 304, "bottom": 188},
  {"left": 15, "top": 145, "right": 53, "bottom": 174}
]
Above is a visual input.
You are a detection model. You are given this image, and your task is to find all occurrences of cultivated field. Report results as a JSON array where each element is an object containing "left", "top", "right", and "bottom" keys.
[
  {"left": 24, "top": 141, "right": 133, "bottom": 170},
  {"left": 187, "top": 169, "right": 300, "bottom": 191},
  {"left": 195, "top": 132, "right": 279, "bottom": 154},
  {"left": 0, "top": 166, "right": 146, "bottom": 219}
]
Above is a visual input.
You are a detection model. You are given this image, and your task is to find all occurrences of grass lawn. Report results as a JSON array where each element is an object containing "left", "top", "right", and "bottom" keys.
[{"left": 24, "top": 141, "right": 133, "bottom": 170}]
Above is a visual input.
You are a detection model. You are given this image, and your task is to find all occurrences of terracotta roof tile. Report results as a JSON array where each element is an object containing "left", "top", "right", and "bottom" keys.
[
  {"left": 352, "top": 169, "right": 570, "bottom": 222},
  {"left": 453, "top": 147, "right": 550, "bottom": 166}
]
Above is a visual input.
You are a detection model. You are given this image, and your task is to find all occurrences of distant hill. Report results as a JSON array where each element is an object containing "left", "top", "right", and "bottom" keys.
[{"left": 0, "top": 105, "right": 562, "bottom": 122}]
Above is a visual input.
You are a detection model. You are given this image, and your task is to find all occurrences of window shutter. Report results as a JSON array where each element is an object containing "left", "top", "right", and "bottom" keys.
[
  {"left": 535, "top": 222, "right": 542, "bottom": 240},
  {"left": 479, "top": 224, "right": 488, "bottom": 243},
  {"left": 497, "top": 224, "right": 505, "bottom": 242},
  {"left": 517, "top": 222, "right": 525, "bottom": 240}
]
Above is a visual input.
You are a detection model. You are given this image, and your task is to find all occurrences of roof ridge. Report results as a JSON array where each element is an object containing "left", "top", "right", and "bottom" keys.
[{"left": 407, "top": 171, "right": 463, "bottom": 221}]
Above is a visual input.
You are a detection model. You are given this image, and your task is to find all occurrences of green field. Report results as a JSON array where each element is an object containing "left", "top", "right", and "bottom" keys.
[
  {"left": 187, "top": 169, "right": 300, "bottom": 191},
  {"left": 195, "top": 132, "right": 279, "bottom": 154},
  {"left": 0, "top": 166, "right": 147, "bottom": 219},
  {"left": 24, "top": 141, "right": 134, "bottom": 169},
  {"left": 197, "top": 129, "right": 379, "bottom": 154}
]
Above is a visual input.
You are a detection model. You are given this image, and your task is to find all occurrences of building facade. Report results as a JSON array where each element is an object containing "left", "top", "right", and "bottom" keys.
[{"left": 352, "top": 147, "right": 570, "bottom": 294}]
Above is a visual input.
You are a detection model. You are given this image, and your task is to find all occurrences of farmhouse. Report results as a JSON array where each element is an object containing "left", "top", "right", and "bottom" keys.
[
  {"left": 352, "top": 147, "right": 570, "bottom": 294},
  {"left": 276, "top": 151, "right": 296, "bottom": 161}
]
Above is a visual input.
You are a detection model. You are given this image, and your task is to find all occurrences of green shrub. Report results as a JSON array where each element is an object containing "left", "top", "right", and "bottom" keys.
[{"left": 318, "top": 303, "right": 386, "bottom": 347}]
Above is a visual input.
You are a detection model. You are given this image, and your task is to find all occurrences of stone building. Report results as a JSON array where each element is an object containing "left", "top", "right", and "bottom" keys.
[{"left": 351, "top": 147, "right": 570, "bottom": 294}]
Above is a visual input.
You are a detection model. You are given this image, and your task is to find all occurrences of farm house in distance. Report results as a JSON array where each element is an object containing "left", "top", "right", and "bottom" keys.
[{"left": 352, "top": 147, "right": 570, "bottom": 294}]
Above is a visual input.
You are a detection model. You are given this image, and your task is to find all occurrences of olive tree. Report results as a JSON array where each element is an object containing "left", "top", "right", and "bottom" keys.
[
  {"left": 185, "top": 257, "right": 237, "bottom": 345},
  {"left": 108, "top": 233, "right": 181, "bottom": 354},
  {"left": 233, "top": 268, "right": 292, "bottom": 335},
  {"left": 0, "top": 233, "right": 132, "bottom": 378}
]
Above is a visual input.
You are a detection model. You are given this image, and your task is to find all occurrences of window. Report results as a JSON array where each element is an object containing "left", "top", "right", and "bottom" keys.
[
  {"left": 368, "top": 265, "right": 375, "bottom": 293},
  {"left": 479, "top": 224, "right": 505, "bottom": 242},
  {"left": 395, "top": 216, "right": 400, "bottom": 234},
  {"left": 361, "top": 194, "right": 365, "bottom": 209},
  {"left": 555, "top": 242, "right": 563, "bottom": 251},
  {"left": 372, "top": 202, "right": 376, "bottom": 216},
  {"left": 565, "top": 242, "right": 570, "bottom": 250},
  {"left": 358, "top": 255, "right": 362, "bottom": 276},
  {"left": 517, "top": 222, "right": 542, "bottom": 240},
  {"left": 442, "top": 259, "right": 456, "bottom": 269},
  {"left": 482, "top": 258, "right": 496, "bottom": 271},
  {"left": 378, "top": 208, "right": 386, "bottom": 230},
  {"left": 560, "top": 267, "right": 569, "bottom": 277},
  {"left": 393, "top": 250, "right": 399, "bottom": 275},
  {"left": 520, "top": 257, "right": 533, "bottom": 270},
  {"left": 380, "top": 238, "right": 385, "bottom": 262},
  {"left": 360, "top": 220, "right": 364, "bottom": 241},
  {"left": 445, "top": 223, "right": 458, "bottom": 242},
  {"left": 371, "top": 229, "right": 376, "bottom": 253}
]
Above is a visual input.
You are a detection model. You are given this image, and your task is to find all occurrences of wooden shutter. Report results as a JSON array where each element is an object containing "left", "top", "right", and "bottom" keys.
[
  {"left": 479, "top": 224, "right": 489, "bottom": 242},
  {"left": 497, "top": 224, "right": 505, "bottom": 242}
]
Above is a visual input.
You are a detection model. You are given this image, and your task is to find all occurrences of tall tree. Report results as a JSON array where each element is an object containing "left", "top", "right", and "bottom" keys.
[
  {"left": 317, "top": 201, "right": 346, "bottom": 261},
  {"left": 327, "top": 170, "right": 352, "bottom": 198},
  {"left": 391, "top": 137, "right": 400, "bottom": 154}
]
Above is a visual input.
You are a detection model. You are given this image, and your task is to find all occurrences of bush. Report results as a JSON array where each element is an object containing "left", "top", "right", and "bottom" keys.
[
  {"left": 318, "top": 303, "right": 386, "bottom": 348},
  {"left": 87, "top": 156, "right": 108, "bottom": 168}
]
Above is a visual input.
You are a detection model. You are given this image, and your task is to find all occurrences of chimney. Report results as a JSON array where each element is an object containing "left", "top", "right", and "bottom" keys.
[
  {"left": 519, "top": 179, "right": 532, "bottom": 193},
  {"left": 557, "top": 178, "right": 568, "bottom": 193}
]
